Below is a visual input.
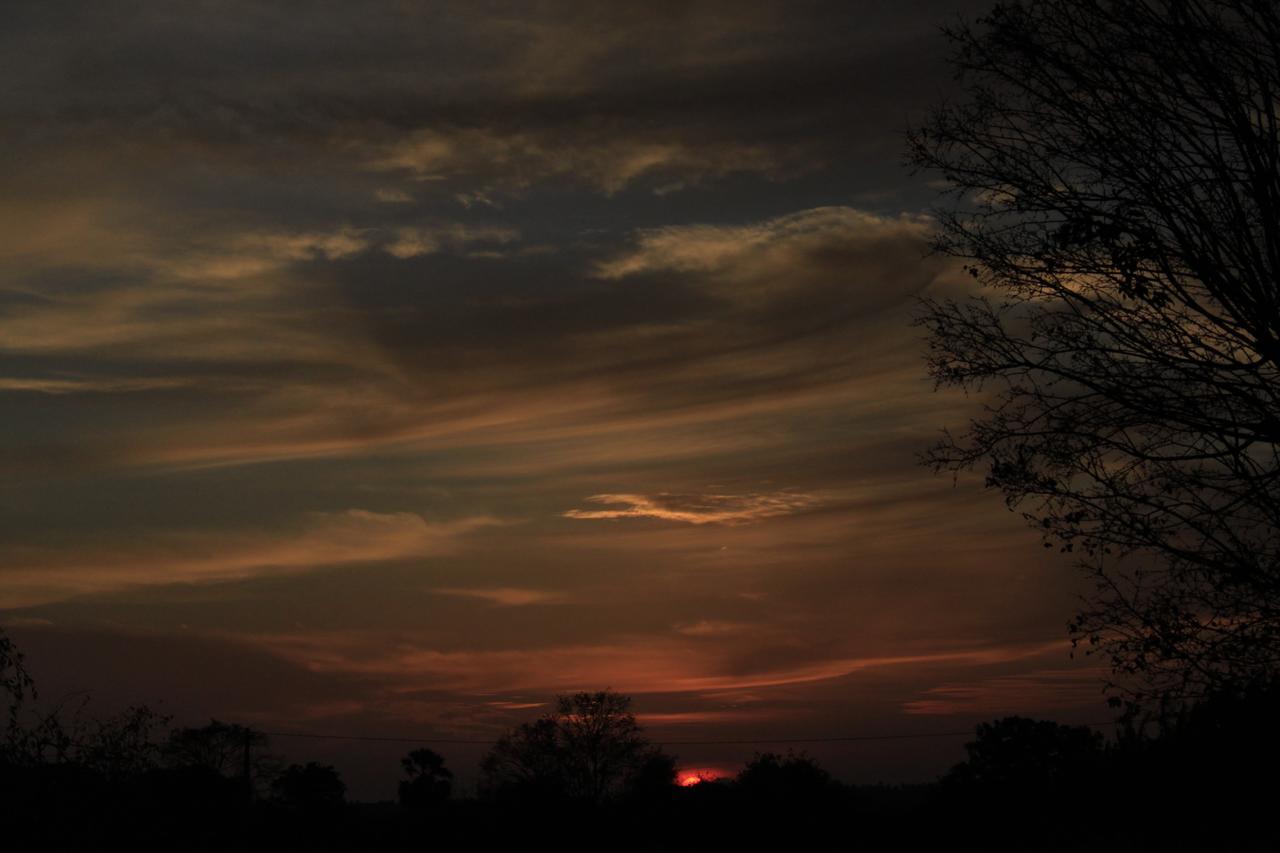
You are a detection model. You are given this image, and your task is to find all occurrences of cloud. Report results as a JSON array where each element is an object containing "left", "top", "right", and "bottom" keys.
[
  {"left": 250, "top": 631, "right": 1066, "bottom": 698},
  {"left": 432, "top": 587, "right": 567, "bottom": 607},
  {"left": 0, "top": 511, "right": 504, "bottom": 607},
  {"left": 187, "top": 228, "right": 371, "bottom": 278},
  {"left": 0, "top": 376, "right": 192, "bottom": 394},
  {"left": 371, "top": 126, "right": 784, "bottom": 194},
  {"left": 902, "top": 667, "right": 1110, "bottom": 716},
  {"left": 383, "top": 223, "right": 521, "bottom": 259},
  {"left": 0, "top": 2, "right": 960, "bottom": 207},
  {"left": 0, "top": 198, "right": 961, "bottom": 477},
  {"left": 674, "top": 620, "right": 744, "bottom": 637},
  {"left": 485, "top": 700, "right": 547, "bottom": 711},
  {"left": 638, "top": 709, "right": 778, "bottom": 726},
  {"left": 564, "top": 491, "right": 819, "bottom": 525},
  {"left": 595, "top": 206, "right": 940, "bottom": 311}
]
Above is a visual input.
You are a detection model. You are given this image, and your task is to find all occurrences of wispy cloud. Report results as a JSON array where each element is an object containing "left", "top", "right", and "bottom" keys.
[
  {"left": 564, "top": 491, "right": 820, "bottom": 525},
  {"left": 432, "top": 587, "right": 567, "bottom": 607},
  {"left": 0, "top": 511, "right": 504, "bottom": 607},
  {"left": 595, "top": 207, "right": 940, "bottom": 309},
  {"left": 372, "top": 127, "right": 784, "bottom": 195},
  {"left": 673, "top": 620, "right": 745, "bottom": 637},
  {"left": 902, "top": 667, "right": 1110, "bottom": 716},
  {"left": 0, "top": 376, "right": 192, "bottom": 394},
  {"left": 383, "top": 224, "right": 521, "bottom": 259},
  {"left": 251, "top": 631, "right": 1067, "bottom": 699}
]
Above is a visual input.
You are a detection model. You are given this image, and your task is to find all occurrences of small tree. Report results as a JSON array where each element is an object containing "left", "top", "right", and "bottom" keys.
[
  {"left": 398, "top": 747, "right": 452, "bottom": 809},
  {"left": 908, "top": 0, "right": 1280, "bottom": 709},
  {"left": 480, "top": 690, "right": 673, "bottom": 805}
]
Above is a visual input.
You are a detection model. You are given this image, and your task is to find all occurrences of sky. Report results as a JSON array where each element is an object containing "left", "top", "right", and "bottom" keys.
[{"left": 0, "top": 0, "right": 1112, "bottom": 799}]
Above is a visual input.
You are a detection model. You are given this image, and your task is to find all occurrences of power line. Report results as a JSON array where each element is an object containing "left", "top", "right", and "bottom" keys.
[{"left": 260, "top": 721, "right": 1118, "bottom": 748}]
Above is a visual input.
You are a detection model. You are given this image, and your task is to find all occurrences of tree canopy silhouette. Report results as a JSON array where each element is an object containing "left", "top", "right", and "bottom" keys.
[
  {"left": 398, "top": 747, "right": 452, "bottom": 809},
  {"left": 909, "top": 0, "right": 1280, "bottom": 709},
  {"left": 736, "top": 751, "right": 841, "bottom": 808},
  {"left": 162, "top": 719, "right": 279, "bottom": 796},
  {"left": 480, "top": 690, "right": 673, "bottom": 805},
  {"left": 943, "top": 717, "right": 1104, "bottom": 790},
  {"left": 271, "top": 762, "right": 346, "bottom": 811}
]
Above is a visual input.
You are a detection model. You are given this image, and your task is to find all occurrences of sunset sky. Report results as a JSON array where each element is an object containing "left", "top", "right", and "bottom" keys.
[{"left": 1, "top": 0, "right": 1111, "bottom": 798}]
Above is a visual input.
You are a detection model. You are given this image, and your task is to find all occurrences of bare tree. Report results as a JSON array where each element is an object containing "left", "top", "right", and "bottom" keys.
[
  {"left": 163, "top": 719, "right": 280, "bottom": 795},
  {"left": 480, "top": 690, "right": 671, "bottom": 805},
  {"left": 908, "top": 0, "right": 1280, "bottom": 709}
]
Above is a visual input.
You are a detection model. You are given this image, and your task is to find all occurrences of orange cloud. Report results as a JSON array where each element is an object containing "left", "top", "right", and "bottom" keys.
[
  {"left": 639, "top": 709, "right": 779, "bottom": 726},
  {"left": 382, "top": 223, "right": 521, "bottom": 258},
  {"left": 0, "top": 511, "right": 504, "bottom": 607},
  {"left": 249, "top": 631, "right": 1069, "bottom": 699},
  {"left": 0, "top": 377, "right": 193, "bottom": 394},
  {"left": 432, "top": 587, "right": 568, "bottom": 607},
  {"left": 673, "top": 620, "right": 745, "bottom": 637},
  {"left": 564, "top": 491, "right": 820, "bottom": 525},
  {"left": 594, "top": 206, "right": 940, "bottom": 308}
]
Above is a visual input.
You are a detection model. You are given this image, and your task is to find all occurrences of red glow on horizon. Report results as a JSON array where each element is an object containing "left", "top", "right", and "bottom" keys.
[{"left": 677, "top": 768, "right": 724, "bottom": 787}]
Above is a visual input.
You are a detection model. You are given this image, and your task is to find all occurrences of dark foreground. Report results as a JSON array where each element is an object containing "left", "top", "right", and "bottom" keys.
[{"left": 5, "top": 688, "right": 1279, "bottom": 853}]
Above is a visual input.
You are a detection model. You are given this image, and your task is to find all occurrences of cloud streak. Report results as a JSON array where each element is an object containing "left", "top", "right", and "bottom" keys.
[
  {"left": 564, "top": 491, "right": 820, "bottom": 525},
  {"left": 902, "top": 667, "right": 1111, "bottom": 716},
  {"left": 0, "top": 511, "right": 503, "bottom": 607},
  {"left": 249, "top": 630, "right": 1070, "bottom": 699},
  {"left": 432, "top": 587, "right": 568, "bottom": 607}
]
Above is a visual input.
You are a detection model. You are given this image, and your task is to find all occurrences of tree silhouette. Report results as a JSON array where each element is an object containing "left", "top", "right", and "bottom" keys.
[
  {"left": 624, "top": 749, "right": 678, "bottom": 805},
  {"left": 1, "top": 689, "right": 170, "bottom": 780},
  {"left": 480, "top": 690, "right": 673, "bottom": 805},
  {"left": 943, "top": 717, "right": 1104, "bottom": 790},
  {"left": 736, "top": 751, "right": 841, "bottom": 809},
  {"left": 398, "top": 747, "right": 452, "bottom": 809},
  {"left": 0, "top": 626, "right": 35, "bottom": 751},
  {"left": 162, "top": 719, "right": 279, "bottom": 796},
  {"left": 908, "top": 0, "right": 1280, "bottom": 709},
  {"left": 71, "top": 703, "right": 171, "bottom": 782},
  {"left": 271, "top": 762, "right": 346, "bottom": 811}
]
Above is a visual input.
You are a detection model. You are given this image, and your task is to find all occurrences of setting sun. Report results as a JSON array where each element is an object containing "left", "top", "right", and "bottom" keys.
[{"left": 677, "top": 769, "right": 724, "bottom": 787}]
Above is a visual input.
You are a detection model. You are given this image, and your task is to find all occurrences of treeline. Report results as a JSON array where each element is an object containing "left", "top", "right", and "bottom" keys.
[
  {"left": 1, "top": 689, "right": 1277, "bottom": 850},
  {"left": 2, "top": 633, "right": 1278, "bottom": 850}
]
